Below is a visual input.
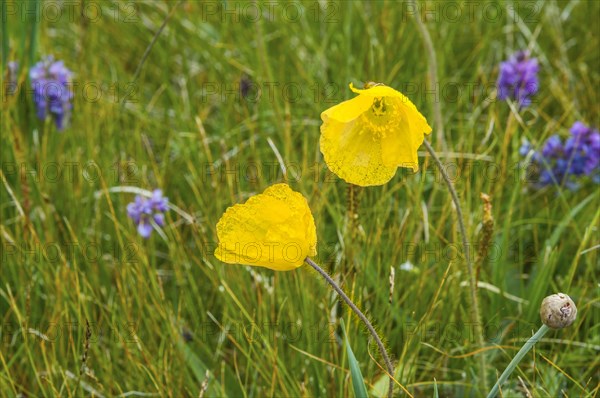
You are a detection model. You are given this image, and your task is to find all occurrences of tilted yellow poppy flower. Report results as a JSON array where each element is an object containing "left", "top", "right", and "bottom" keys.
[
  {"left": 214, "top": 183, "right": 317, "bottom": 271},
  {"left": 320, "top": 82, "right": 432, "bottom": 186}
]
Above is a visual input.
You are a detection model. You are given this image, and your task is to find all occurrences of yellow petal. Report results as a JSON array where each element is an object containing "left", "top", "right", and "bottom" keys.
[
  {"left": 380, "top": 99, "right": 433, "bottom": 172},
  {"left": 350, "top": 83, "right": 431, "bottom": 126},
  {"left": 380, "top": 112, "right": 418, "bottom": 171},
  {"left": 320, "top": 117, "right": 397, "bottom": 186},
  {"left": 349, "top": 82, "right": 408, "bottom": 99},
  {"left": 214, "top": 184, "right": 317, "bottom": 271},
  {"left": 397, "top": 94, "right": 433, "bottom": 138},
  {"left": 320, "top": 93, "right": 373, "bottom": 123}
]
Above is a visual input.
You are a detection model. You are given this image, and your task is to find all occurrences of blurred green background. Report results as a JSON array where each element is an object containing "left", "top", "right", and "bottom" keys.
[{"left": 1, "top": 1, "right": 598, "bottom": 397}]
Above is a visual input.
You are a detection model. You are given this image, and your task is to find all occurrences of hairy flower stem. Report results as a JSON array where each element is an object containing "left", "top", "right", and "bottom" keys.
[
  {"left": 305, "top": 257, "right": 394, "bottom": 398},
  {"left": 423, "top": 139, "right": 487, "bottom": 390},
  {"left": 487, "top": 325, "right": 549, "bottom": 398}
]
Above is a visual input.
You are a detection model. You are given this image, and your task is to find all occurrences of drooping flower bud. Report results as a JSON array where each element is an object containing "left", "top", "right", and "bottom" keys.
[{"left": 539, "top": 293, "right": 577, "bottom": 329}]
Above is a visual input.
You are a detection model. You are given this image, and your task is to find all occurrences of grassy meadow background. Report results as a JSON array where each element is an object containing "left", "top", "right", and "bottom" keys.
[{"left": 1, "top": 0, "right": 599, "bottom": 397}]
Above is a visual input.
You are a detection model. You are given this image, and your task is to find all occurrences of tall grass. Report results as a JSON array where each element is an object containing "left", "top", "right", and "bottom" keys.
[{"left": 1, "top": 1, "right": 598, "bottom": 397}]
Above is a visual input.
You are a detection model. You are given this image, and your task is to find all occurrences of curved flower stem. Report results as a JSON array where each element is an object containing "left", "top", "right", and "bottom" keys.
[
  {"left": 422, "top": 139, "right": 487, "bottom": 390},
  {"left": 305, "top": 257, "right": 394, "bottom": 398},
  {"left": 487, "top": 325, "right": 549, "bottom": 398}
]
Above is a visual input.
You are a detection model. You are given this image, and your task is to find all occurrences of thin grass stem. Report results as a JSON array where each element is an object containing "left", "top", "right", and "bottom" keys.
[
  {"left": 1, "top": 1, "right": 9, "bottom": 73},
  {"left": 409, "top": 0, "right": 446, "bottom": 151},
  {"left": 28, "top": 0, "right": 41, "bottom": 66},
  {"left": 124, "top": 0, "right": 182, "bottom": 107}
]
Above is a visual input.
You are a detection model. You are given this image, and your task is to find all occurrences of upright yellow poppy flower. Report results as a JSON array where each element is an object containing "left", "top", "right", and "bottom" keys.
[
  {"left": 214, "top": 183, "right": 317, "bottom": 271},
  {"left": 320, "top": 83, "right": 432, "bottom": 186}
]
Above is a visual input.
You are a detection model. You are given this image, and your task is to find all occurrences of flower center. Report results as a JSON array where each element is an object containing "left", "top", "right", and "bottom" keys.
[
  {"left": 357, "top": 97, "right": 403, "bottom": 140},
  {"left": 371, "top": 97, "right": 386, "bottom": 116}
]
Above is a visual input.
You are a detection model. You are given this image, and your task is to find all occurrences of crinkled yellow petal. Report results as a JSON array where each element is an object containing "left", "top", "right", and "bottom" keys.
[
  {"left": 214, "top": 184, "right": 317, "bottom": 271},
  {"left": 350, "top": 83, "right": 431, "bottom": 126},
  {"left": 320, "top": 93, "right": 373, "bottom": 123},
  {"left": 380, "top": 107, "right": 417, "bottom": 171},
  {"left": 320, "top": 117, "right": 397, "bottom": 186},
  {"left": 380, "top": 99, "right": 432, "bottom": 172}
]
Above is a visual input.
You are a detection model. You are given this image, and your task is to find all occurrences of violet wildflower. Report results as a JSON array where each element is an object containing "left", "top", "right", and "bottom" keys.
[
  {"left": 127, "top": 189, "right": 169, "bottom": 238},
  {"left": 29, "top": 56, "right": 73, "bottom": 130},
  {"left": 521, "top": 122, "right": 600, "bottom": 190},
  {"left": 542, "top": 135, "right": 563, "bottom": 157},
  {"left": 497, "top": 51, "right": 539, "bottom": 107},
  {"left": 519, "top": 140, "right": 533, "bottom": 156},
  {"left": 565, "top": 122, "right": 600, "bottom": 177}
]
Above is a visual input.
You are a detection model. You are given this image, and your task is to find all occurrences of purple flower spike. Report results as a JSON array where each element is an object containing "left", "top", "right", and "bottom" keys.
[
  {"left": 138, "top": 221, "right": 154, "bottom": 239},
  {"left": 127, "top": 190, "right": 169, "bottom": 238},
  {"left": 542, "top": 135, "right": 563, "bottom": 157},
  {"left": 153, "top": 213, "right": 165, "bottom": 227},
  {"left": 29, "top": 56, "right": 74, "bottom": 131},
  {"left": 497, "top": 51, "right": 539, "bottom": 108},
  {"left": 150, "top": 189, "right": 169, "bottom": 212},
  {"left": 519, "top": 140, "right": 532, "bottom": 157},
  {"left": 521, "top": 122, "right": 600, "bottom": 190}
]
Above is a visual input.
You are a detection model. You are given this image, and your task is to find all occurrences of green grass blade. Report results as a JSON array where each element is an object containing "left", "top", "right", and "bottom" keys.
[
  {"left": 28, "top": 0, "right": 41, "bottom": 65},
  {"left": 1, "top": 0, "right": 8, "bottom": 73},
  {"left": 175, "top": 336, "right": 215, "bottom": 394},
  {"left": 546, "top": 194, "right": 595, "bottom": 246},
  {"left": 340, "top": 319, "right": 369, "bottom": 398},
  {"left": 526, "top": 193, "right": 595, "bottom": 320}
]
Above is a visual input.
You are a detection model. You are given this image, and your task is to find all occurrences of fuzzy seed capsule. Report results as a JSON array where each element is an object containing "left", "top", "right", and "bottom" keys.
[{"left": 539, "top": 293, "right": 577, "bottom": 329}]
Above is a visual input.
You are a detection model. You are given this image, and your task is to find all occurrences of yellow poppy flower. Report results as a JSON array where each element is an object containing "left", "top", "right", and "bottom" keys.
[
  {"left": 214, "top": 183, "right": 317, "bottom": 271},
  {"left": 320, "top": 82, "right": 432, "bottom": 186}
]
